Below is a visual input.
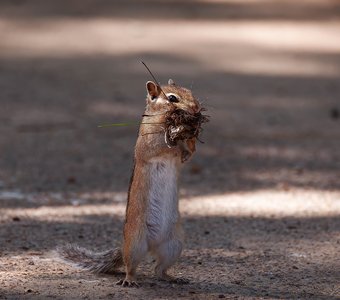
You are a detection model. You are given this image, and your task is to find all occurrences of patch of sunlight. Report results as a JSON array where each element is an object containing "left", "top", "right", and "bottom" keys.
[
  {"left": 0, "top": 191, "right": 25, "bottom": 200},
  {"left": 180, "top": 189, "right": 340, "bottom": 217},
  {"left": 1, "top": 189, "right": 339, "bottom": 222},
  {"left": 1, "top": 204, "right": 126, "bottom": 222},
  {"left": 0, "top": 18, "right": 340, "bottom": 77}
]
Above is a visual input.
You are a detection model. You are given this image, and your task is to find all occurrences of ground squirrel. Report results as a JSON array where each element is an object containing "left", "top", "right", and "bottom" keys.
[{"left": 57, "top": 79, "right": 206, "bottom": 287}]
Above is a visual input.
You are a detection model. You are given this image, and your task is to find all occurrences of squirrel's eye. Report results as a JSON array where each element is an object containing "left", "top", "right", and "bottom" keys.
[{"left": 168, "top": 95, "right": 179, "bottom": 103}]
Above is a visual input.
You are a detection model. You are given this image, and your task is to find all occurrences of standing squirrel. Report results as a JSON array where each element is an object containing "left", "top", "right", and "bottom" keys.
[{"left": 57, "top": 79, "right": 204, "bottom": 287}]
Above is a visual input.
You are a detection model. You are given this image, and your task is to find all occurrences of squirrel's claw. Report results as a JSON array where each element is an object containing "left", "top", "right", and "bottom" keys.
[{"left": 116, "top": 278, "right": 139, "bottom": 288}]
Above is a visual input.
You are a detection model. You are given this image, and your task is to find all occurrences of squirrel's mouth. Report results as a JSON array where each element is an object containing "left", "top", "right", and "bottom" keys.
[{"left": 164, "top": 107, "right": 209, "bottom": 147}]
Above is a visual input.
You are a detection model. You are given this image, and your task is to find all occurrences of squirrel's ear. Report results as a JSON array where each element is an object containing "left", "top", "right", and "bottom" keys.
[
  {"left": 168, "top": 79, "right": 175, "bottom": 86},
  {"left": 146, "top": 81, "right": 161, "bottom": 99}
]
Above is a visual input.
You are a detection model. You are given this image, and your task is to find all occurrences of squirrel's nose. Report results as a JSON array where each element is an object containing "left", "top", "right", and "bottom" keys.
[
  {"left": 186, "top": 107, "right": 196, "bottom": 115},
  {"left": 191, "top": 104, "right": 200, "bottom": 114}
]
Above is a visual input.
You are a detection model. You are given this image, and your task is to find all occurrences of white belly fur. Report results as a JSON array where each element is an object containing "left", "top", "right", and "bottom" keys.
[{"left": 146, "top": 158, "right": 179, "bottom": 245}]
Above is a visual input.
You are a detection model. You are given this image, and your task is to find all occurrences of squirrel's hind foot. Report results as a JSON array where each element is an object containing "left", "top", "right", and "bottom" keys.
[{"left": 116, "top": 278, "right": 139, "bottom": 288}]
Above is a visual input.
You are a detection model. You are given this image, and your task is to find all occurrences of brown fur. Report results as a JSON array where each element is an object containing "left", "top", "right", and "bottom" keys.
[{"left": 56, "top": 79, "right": 205, "bottom": 287}]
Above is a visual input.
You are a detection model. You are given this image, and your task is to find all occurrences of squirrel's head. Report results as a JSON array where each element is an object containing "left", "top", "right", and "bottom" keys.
[{"left": 145, "top": 79, "right": 201, "bottom": 115}]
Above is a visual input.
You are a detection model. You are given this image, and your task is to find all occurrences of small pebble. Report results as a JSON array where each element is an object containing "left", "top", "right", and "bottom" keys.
[
  {"left": 287, "top": 225, "right": 297, "bottom": 230},
  {"left": 67, "top": 176, "right": 76, "bottom": 184},
  {"left": 330, "top": 108, "right": 339, "bottom": 120}
]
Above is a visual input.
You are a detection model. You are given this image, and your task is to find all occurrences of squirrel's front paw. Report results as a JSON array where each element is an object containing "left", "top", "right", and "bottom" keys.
[
  {"left": 116, "top": 278, "right": 139, "bottom": 288},
  {"left": 181, "top": 149, "right": 192, "bottom": 163}
]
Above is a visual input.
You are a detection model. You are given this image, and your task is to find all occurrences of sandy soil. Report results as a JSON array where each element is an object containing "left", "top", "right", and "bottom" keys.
[{"left": 0, "top": 0, "right": 339, "bottom": 299}]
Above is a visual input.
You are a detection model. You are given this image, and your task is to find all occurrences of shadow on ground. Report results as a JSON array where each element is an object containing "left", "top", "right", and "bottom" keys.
[
  {"left": 0, "top": 51, "right": 339, "bottom": 195},
  {"left": 0, "top": 1, "right": 339, "bottom": 299},
  {"left": 0, "top": 214, "right": 339, "bottom": 299},
  {"left": 1, "top": 0, "right": 340, "bottom": 21}
]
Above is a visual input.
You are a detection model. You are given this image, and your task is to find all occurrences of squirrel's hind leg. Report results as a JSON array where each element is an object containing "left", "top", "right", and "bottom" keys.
[
  {"left": 153, "top": 235, "right": 189, "bottom": 284},
  {"left": 117, "top": 232, "right": 148, "bottom": 287}
]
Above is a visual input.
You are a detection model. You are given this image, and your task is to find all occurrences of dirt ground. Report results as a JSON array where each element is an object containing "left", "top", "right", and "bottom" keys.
[{"left": 0, "top": 0, "right": 340, "bottom": 299}]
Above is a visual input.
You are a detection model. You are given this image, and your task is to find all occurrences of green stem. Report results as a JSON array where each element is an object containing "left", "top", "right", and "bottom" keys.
[{"left": 97, "top": 122, "right": 163, "bottom": 128}]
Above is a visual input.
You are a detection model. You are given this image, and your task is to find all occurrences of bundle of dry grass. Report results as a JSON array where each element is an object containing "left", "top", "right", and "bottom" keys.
[{"left": 164, "top": 108, "right": 209, "bottom": 147}]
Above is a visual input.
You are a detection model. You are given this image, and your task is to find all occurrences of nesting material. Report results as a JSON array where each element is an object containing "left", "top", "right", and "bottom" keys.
[{"left": 164, "top": 108, "right": 209, "bottom": 147}]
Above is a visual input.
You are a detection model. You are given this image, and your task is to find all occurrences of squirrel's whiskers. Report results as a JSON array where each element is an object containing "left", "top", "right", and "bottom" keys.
[{"left": 57, "top": 63, "right": 208, "bottom": 287}]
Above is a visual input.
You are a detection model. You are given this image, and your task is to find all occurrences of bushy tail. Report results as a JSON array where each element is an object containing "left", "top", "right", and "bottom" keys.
[{"left": 56, "top": 244, "right": 124, "bottom": 274}]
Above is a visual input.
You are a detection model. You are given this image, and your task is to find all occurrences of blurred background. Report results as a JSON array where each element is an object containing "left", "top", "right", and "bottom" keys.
[
  {"left": 0, "top": 0, "right": 339, "bottom": 299},
  {"left": 0, "top": 0, "right": 339, "bottom": 194}
]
